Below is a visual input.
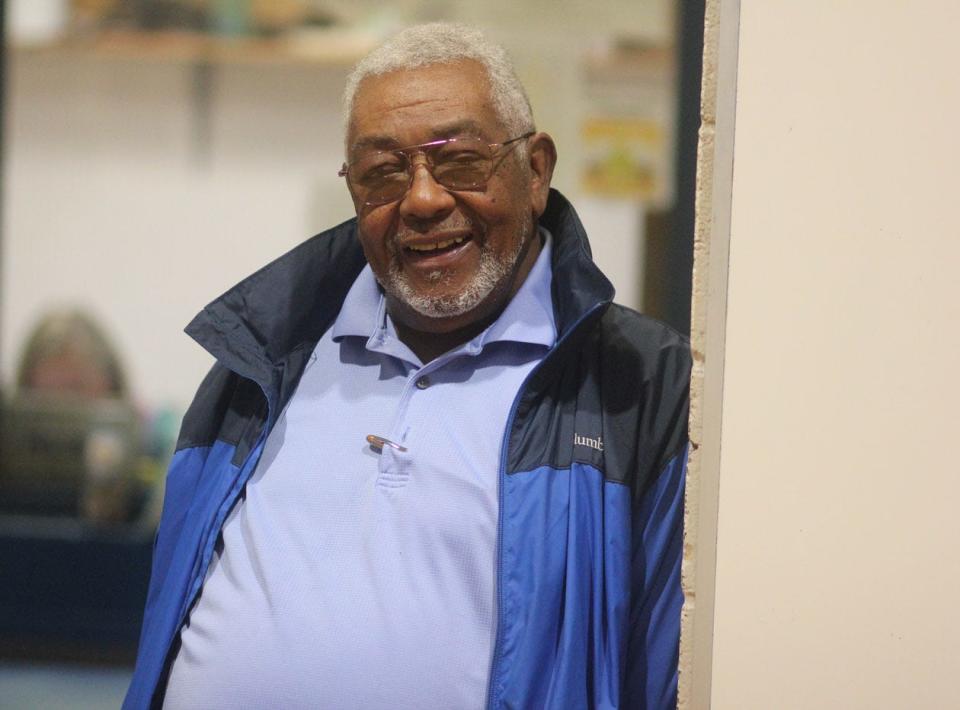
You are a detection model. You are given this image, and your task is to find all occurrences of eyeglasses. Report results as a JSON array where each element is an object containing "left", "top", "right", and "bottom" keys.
[{"left": 339, "top": 132, "right": 534, "bottom": 206}]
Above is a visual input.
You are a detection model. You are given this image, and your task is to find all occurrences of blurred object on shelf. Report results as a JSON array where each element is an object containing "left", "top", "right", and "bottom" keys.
[
  {"left": 0, "top": 310, "right": 149, "bottom": 525},
  {"left": 211, "top": 0, "right": 249, "bottom": 36},
  {"left": 251, "top": 0, "right": 329, "bottom": 36},
  {"left": 11, "top": 1, "right": 370, "bottom": 65},
  {"left": 9, "top": 0, "right": 70, "bottom": 45},
  {"left": 66, "top": 0, "right": 337, "bottom": 38},
  {"left": 68, "top": 0, "right": 208, "bottom": 33},
  {"left": 68, "top": 0, "right": 117, "bottom": 35}
]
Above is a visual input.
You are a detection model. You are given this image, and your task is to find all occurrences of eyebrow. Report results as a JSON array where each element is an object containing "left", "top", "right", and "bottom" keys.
[{"left": 349, "top": 119, "right": 489, "bottom": 155}]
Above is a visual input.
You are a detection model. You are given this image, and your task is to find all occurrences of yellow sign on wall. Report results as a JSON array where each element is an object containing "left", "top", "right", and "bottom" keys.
[
  {"left": 581, "top": 117, "right": 664, "bottom": 199},
  {"left": 579, "top": 45, "right": 674, "bottom": 205}
]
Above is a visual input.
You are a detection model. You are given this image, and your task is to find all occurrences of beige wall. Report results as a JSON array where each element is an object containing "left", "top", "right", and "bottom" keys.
[{"left": 689, "top": 1, "right": 960, "bottom": 708}]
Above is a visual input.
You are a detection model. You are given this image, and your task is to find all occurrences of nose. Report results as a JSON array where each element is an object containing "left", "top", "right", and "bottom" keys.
[{"left": 398, "top": 159, "right": 456, "bottom": 224}]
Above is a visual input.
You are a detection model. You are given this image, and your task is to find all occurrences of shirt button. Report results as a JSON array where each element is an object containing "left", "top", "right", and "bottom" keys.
[{"left": 415, "top": 376, "right": 430, "bottom": 390}]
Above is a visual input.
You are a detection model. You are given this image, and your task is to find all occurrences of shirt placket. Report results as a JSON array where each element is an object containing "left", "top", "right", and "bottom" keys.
[{"left": 374, "top": 360, "right": 441, "bottom": 490}]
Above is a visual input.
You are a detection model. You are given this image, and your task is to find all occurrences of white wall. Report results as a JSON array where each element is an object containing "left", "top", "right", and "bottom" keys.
[
  {"left": 3, "top": 3, "right": 673, "bottom": 410},
  {"left": 3, "top": 55, "right": 354, "bottom": 409},
  {"left": 696, "top": 2, "right": 960, "bottom": 707}
]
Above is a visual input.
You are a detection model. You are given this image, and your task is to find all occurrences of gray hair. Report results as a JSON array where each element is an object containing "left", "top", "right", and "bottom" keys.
[{"left": 342, "top": 22, "right": 535, "bottom": 139}]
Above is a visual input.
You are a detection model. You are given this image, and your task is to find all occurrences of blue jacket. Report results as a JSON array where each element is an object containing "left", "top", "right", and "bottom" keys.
[{"left": 124, "top": 190, "right": 690, "bottom": 710}]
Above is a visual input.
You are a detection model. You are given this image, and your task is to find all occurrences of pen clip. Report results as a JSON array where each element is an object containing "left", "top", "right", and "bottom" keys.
[{"left": 366, "top": 434, "right": 408, "bottom": 453}]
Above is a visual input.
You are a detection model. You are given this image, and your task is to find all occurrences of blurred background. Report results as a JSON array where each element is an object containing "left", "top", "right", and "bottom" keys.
[{"left": 0, "top": 0, "right": 702, "bottom": 706}]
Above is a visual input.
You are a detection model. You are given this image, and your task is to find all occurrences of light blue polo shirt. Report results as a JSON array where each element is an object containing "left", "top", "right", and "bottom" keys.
[{"left": 164, "top": 232, "right": 556, "bottom": 710}]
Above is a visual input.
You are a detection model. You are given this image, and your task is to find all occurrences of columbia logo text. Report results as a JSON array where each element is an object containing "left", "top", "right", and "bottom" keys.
[{"left": 574, "top": 434, "right": 604, "bottom": 452}]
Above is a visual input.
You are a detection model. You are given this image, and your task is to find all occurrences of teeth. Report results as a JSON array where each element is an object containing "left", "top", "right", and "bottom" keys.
[{"left": 408, "top": 236, "right": 465, "bottom": 252}]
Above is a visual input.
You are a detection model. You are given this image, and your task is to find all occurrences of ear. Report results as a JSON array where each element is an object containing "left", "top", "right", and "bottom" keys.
[{"left": 526, "top": 132, "right": 557, "bottom": 218}]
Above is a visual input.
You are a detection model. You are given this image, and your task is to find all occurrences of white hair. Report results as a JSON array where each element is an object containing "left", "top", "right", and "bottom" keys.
[{"left": 342, "top": 22, "right": 535, "bottom": 139}]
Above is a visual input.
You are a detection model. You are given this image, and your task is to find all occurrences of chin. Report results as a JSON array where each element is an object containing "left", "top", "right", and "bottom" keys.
[
  {"left": 401, "top": 284, "right": 495, "bottom": 319},
  {"left": 386, "top": 255, "right": 509, "bottom": 321}
]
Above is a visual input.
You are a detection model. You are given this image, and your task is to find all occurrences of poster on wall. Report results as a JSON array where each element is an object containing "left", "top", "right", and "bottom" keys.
[{"left": 580, "top": 43, "right": 675, "bottom": 206}]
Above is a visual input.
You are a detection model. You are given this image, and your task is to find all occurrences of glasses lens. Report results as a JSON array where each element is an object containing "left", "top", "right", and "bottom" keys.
[
  {"left": 432, "top": 137, "right": 492, "bottom": 191},
  {"left": 349, "top": 152, "right": 410, "bottom": 205},
  {"left": 346, "top": 137, "right": 500, "bottom": 205}
]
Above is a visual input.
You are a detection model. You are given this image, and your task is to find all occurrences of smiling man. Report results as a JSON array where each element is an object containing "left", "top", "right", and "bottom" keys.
[{"left": 125, "top": 23, "right": 690, "bottom": 710}]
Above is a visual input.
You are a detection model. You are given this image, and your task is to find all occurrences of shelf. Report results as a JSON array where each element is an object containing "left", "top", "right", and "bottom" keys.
[{"left": 13, "top": 28, "right": 379, "bottom": 67}]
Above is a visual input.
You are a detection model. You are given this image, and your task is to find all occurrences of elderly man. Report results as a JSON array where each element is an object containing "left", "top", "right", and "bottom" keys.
[{"left": 125, "top": 22, "right": 689, "bottom": 710}]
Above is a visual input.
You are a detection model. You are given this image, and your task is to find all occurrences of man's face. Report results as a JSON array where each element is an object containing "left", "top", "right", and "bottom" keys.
[{"left": 346, "top": 60, "right": 551, "bottom": 337}]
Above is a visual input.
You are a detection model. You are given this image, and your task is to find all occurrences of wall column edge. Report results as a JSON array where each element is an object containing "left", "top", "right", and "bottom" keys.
[{"left": 678, "top": 0, "right": 740, "bottom": 708}]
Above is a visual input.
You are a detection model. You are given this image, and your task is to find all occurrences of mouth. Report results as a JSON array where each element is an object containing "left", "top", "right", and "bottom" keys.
[
  {"left": 400, "top": 233, "right": 474, "bottom": 266},
  {"left": 407, "top": 235, "right": 468, "bottom": 252}
]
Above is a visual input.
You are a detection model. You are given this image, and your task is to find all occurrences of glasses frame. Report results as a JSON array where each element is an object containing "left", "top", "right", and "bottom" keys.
[{"left": 339, "top": 131, "right": 535, "bottom": 206}]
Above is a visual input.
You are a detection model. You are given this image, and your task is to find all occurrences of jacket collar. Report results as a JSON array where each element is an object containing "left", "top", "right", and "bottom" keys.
[
  {"left": 539, "top": 189, "right": 615, "bottom": 336},
  {"left": 185, "top": 189, "right": 614, "bottom": 401}
]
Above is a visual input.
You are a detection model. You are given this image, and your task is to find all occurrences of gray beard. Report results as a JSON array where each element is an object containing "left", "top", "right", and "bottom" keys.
[{"left": 381, "top": 222, "right": 530, "bottom": 319}]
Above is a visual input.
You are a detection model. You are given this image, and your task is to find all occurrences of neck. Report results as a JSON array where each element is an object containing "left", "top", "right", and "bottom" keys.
[{"left": 393, "top": 316, "right": 496, "bottom": 364}]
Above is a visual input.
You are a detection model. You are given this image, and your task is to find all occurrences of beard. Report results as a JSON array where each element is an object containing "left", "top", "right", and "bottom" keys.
[{"left": 378, "top": 219, "right": 531, "bottom": 319}]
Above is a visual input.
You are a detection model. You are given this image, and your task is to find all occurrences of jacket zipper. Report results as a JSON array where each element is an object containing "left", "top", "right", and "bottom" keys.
[{"left": 485, "top": 303, "right": 606, "bottom": 710}]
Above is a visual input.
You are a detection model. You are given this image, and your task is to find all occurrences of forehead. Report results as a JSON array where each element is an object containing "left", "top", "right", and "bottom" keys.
[{"left": 347, "top": 60, "right": 504, "bottom": 152}]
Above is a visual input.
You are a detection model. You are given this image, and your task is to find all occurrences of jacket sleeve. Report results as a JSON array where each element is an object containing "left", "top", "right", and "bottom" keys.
[
  {"left": 624, "top": 443, "right": 687, "bottom": 709},
  {"left": 622, "top": 330, "right": 691, "bottom": 710}
]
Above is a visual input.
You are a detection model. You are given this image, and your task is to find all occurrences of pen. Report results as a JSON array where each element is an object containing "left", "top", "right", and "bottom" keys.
[{"left": 366, "top": 434, "right": 408, "bottom": 453}]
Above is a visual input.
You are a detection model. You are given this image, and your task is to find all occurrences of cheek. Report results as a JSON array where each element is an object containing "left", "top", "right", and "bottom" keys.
[
  {"left": 485, "top": 193, "right": 532, "bottom": 247},
  {"left": 357, "top": 211, "right": 397, "bottom": 266},
  {"left": 483, "top": 170, "right": 533, "bottom": 230}
]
